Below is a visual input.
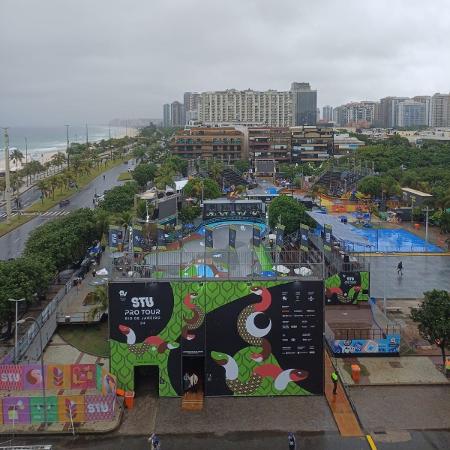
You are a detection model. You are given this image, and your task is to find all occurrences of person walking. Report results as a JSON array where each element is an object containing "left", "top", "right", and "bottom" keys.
[
  {"left": 148, "top": 433, "right": 160, "bottom": 449},
  {"left": 288, "top": 432, "right": 296, "bottom": 450},
  {"left": 103, "top": 174, "right": 106, "bottom": 181},
  {"left": 331, "top": 370, "right": 339, "bottom": 395},
  {"left": 397, "top": 261, "right": 403, "bottom": 276}
]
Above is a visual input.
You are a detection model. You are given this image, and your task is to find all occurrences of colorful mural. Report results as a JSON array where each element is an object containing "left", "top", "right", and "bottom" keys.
[
  {"left": 325, "top": 272, "right": 370, "bottom": 305},
  {"left": 109, "top": 280, "right": 324, "bottom": 396}
]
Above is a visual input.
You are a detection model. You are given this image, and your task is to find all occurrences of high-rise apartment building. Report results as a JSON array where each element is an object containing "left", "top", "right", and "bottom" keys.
[
  {"left": 170, "top": 101, "right": 185, "bottom": 127},
  {"left": 431, "top": 93, "right": 450, "bottom": 127},
  {"left": 248, "top": 128, "right": 291, "bottom": 167},
  {"left": 333, "top": 102, "right": 378, "bottom": 127},
  {"left": 412, "top": 96, "right": 432, "bottom": 126},
  {"left": 184, "top": 92, "right": 201, "bottom": 123},
  {"left": 322, "top": 105, "right": 333, "bottom": 122},
  {"left": 378, "top": 97, "right": 409, "bottom": 128},
  {"left": 291, "top": 82, "right": 317, "bottom": 126},
  {"left": 163, "top": 104, "right": 171, "bottom": 128},
  {"left": 198, "top": 89, "right": 292, "bottom": 127},
  {"left": 397, "top": 100, "right": 426, "bottom": 127},
  {"left": 291, "top": 126, "right": 334, "bottom": 162}
]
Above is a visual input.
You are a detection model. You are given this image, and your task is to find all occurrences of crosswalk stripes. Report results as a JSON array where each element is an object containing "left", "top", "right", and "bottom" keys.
[
  {"left": 40, "top": 210, "right": 71, "bottom": 217},
  {"left": 0, "top": 212, "right": 18, "bottom": 219}
]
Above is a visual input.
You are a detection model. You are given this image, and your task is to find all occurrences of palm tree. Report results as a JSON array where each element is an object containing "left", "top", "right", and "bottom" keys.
[
  {"left": 208, "top": 161, "right": 224, "bottom": 183},
  {"left": 94, "top": 209, "right": 110, "bottom": 239},
  {"left": 48, "top": 176, "right": 59, "bottom": 199},
  {"left": 115, "top": 211, "right": 133, "bottom": 242},
  {"left": 37, "top": 180, "right": 49, "bottom": 201},
  {"left": 51, "top": 152, "right": 67, "bottom": 171},
  {"left": 10, "top": 149, "right": 24, "bottom": 171},
  {"left": 10, "top": 172, "right": 24, "bottom": 194},
  {"left": 88, "top": 286, "right": 108, "bottom": 321},
  {"left": 43, "top": 161, "right": 52, "bottom": 177}
]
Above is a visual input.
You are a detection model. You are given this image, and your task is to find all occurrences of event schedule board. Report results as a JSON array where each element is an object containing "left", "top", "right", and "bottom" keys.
[{"left": 280, "top": 282, "right": 322, "bottom": 357}]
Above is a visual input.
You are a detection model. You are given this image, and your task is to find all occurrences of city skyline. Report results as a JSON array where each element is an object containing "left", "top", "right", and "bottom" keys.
[{"left": 1, "top": 0, "right": 450, "bottom": 126}]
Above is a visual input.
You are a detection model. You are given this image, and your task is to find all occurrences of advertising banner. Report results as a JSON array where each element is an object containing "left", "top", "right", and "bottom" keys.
[
  {"left": 2, "top": 396, "right": 30, "bottom": 425},
  {"left": 85, "top": 394, "right": 115, "bottom": 421},
  {"left": 57, "top": 395, "right": 85, "bottom": 423},
  {"left": 205, "top": 226, "right": 213, "bottom": 248},
  {"left": 0, "top": 365, "right": 23, "bottom": 390},
  {"left": 300, "top": 224, "right": 309, "bottom": 253},
  {"left": 30, "top": 396, "right": 58, "bottom": 424},
  {"left": 323, "top": 224, "right": 332, "bottom": 253},
  {"left": 23, "top": 364, "right": 45, "bottom": 390},
  {"left": 332, "top": 335, "right": 400, "bottom": 354},
  {"left": 108, "top": 226, "right": 122, "bottom": 250},
  {"left": 70, "top": 364, "right": 97, "bottom": 390},
  {"left": 275, "top": 224, "right": 285, "bottom": 250},
  {"left": 132, "top": 225, "right": 145, "bottom": 252},
  {"left": 157, "top": 224, "right": 165, "bottom": 247},
  {"left": 228, "top": 226, "right": 236, "bottom": 250},
  {"left": 325, "top": 272, "right": 370, "bottom": 305},
  {"left": 252, "top": 226, "right": 261, "bottom": 248},
  {"left": 46, "top": 364, "right": 71, "bottom": 390}
]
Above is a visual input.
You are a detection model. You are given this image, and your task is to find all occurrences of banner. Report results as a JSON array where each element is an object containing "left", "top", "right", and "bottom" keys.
[
  {"left": 205, "top": 226, "right": 213, "bottom": 248},
  {"left": 58, "top": 395, "right": 85, "bottom": 423},
  {"left": 300, "top": 224, "right": 309, "bottom": 253},
  {"left": 70, "top": 364, "right": 96, "bottom": 390},
  {"left": 252, "top": 226, "right": 261, "bottom": 248},
  {"left": 323, "top": 224, "right": 332, "bottom": 254},
  {"left": 23, "top": 364, "right": 44, "bottom": 390},
  {"left": 228, "top": 226, "right": 236, "bottom": 250},
  {"left": 85, "top": 394, "right": 115, "bottom": 421},
  {"left": 2, "top": 397, "right": 30, "bottom": 425},
  {"left": 275, "top": 224, "right": 285, "bottom": 251},
  {"left": 46, "top": 364, "right": 71, "bottom": 390},
  {"left": 108, "top": 226, "right": 122, "bottom": 250},
  {"left": 0, "top": 365, "right": 23, "bottom": 390},
  {"left": 132, "top": 225, "right": 145, "bottom": 252},
  {"left": 30, "top": 396, "right": 58, "bottom": 424}
]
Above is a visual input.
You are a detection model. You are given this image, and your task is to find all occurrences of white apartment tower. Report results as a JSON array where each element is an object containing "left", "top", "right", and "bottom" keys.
[{"left": 431, "top": 93, "right": 450, "bottom": 127}]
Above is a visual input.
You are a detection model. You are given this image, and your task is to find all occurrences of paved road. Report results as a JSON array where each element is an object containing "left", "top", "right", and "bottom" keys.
[
  {"left": 6, "top": 431, "right": 450, "bottom": 450},
  {"left": 0, "top": 162, "right": 128, "bottom": 260}
]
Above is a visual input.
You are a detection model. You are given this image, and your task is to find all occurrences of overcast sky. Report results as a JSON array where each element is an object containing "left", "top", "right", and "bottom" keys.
[{"left": 1, "top": 0, "right": 449, "bottom": 126}]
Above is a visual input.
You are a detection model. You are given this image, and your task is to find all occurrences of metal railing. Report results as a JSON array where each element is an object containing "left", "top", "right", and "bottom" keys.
[
  {"left": 330, "top": 326, "right": 400, "bottom": 341},
  {"left": 111, "top": 249, "right": 324, "bottom": 280}
]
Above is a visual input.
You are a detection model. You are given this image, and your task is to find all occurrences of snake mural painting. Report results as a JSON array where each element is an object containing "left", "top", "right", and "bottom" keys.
[{"left": 109, "top": 280, "right": 324, "bottom": 396}]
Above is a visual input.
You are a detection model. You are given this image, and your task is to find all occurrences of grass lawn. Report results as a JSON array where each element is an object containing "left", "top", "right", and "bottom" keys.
[
  {"left": 117, "top": 171, "right": 133, "bottom": 181},
  {"left": 255, "top": 245, "right": 273, "bottom": 271},
  {"left": 58, "top": 320, "right": 110, "bottom": 357}
]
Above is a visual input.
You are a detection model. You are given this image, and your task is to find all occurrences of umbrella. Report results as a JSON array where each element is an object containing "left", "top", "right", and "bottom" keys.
[
  {"left": 96, "top": 268, "right": 108, "bottom": 276},
  {"left": 110, "top": 252, "right": 125, "bottom": 258},
  {"left": 273, "top": 265, "right": 290, "bottom": 274},
  {"left": 268, "top": 233, "right": 276, "bottom": 240},
  {"left": 294, "top": 267, "right": 313, "bottom": 276},
  {"left": 260, "top": 270, "right": 276, "bottom": 277}
]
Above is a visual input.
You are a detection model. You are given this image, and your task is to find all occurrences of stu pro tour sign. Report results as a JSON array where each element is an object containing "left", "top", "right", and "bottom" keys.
[{"left": 109, "top": 282, "right": 174, "bottom": 344}]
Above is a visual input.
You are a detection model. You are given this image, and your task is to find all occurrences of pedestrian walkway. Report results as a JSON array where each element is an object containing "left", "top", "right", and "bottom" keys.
[{"left": 324, "top": 351, "right": 363, "bottom": 437}]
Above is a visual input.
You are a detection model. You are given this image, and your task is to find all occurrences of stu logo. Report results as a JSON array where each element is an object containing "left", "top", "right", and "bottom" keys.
[
  {"left": 1, "top": 373, "right": 20, "bottom": 383},
  {"left": 87, "top": 402, "right": 110, "bottom": 413},
  {"left": 131, "top": 296, "right": 155, "bottom": 308}
]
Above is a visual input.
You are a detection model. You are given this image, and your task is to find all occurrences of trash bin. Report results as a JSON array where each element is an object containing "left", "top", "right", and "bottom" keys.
[
  {"left": 351, "top": 364, "right": 361, "bottom": 383},
  {"left": 124, "top": 391, "right": 135, "bottom": 409},
  {"left": 116, "top": 388, "right": 125, "bottom": 397}
]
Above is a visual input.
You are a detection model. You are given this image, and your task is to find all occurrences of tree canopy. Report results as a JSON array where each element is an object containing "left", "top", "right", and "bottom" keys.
[
  {"left": 183, "top": 178, "right": 221, "bottom": 200},
  {"left": 268, "top": 195, "right": 311, "bottom": 234},
  {"left": 100, "top": 182, "right": 139, "bottom": 213},
  {"left": 410, "top": 290, "right": 450, "bottom": 367},
  {"left": 132, "top": 163, "right": 158, "bottom": 188}
]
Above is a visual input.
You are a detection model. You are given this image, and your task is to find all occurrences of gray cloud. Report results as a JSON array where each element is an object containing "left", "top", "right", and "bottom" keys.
[{"left": 1, "top": 0, "right": 449, "bottom": 125}]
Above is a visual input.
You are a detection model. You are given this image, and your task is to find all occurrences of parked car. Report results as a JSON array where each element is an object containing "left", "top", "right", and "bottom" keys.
[{"left": 59, "top": 199, "right": 70, "bottom": 207}]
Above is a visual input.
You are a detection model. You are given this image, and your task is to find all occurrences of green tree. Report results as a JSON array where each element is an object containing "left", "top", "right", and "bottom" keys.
[
  {"left": 268, "top": 195, "right": 311, "bottom": 234},
  {"left": 234, "top": 160, "right": 250, "bottom": 174},
  {"left": 51, "top": 152, "right": 67, "bottom": 170},
  {"left": 132, "top": 163, "right": 158, "bottom": 188},
  {"left": 410, "top": 290, "right": 450, "bottom": 368},
  {"left": 178, "top": 205, "right": 201, "bottom": 224},
  {"left": 100, "top": 183, "right": 139, "bottom": 213},
  {"left": 88, "top": 286, "right": 108, "bottom": 320},
  {"left": 10, "top": 148, "right": 24, "bottom": 171},
  {"left": 183, "top": 178, "right": 221, "bottom": 200}
]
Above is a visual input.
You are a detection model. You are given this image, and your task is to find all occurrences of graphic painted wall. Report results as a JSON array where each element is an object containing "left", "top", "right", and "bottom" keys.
[
  {"left": 325, "top": 272, "right": 369, "bottom": 305},
  {"left": 331, "top": 335, "right": 400, "bottom": 354},
  {"left": 109, "top": 280, "right": 324, "bottom": 396}
]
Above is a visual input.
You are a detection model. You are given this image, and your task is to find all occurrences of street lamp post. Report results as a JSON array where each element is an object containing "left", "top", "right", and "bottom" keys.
[
  {"left": 17, "top": 317, "right": 47, "bottom": 426},
  {"left": 8, "top": 298, "right": 25, "bottom": 363}
]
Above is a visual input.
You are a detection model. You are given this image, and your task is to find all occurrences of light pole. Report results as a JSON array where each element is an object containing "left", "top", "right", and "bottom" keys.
[
  {"left": 8, "top": 298, "right": 25, "bottom": 363},
  {"left": 3, "top": 128, "right": 12, "bottom": 224},
  {"left": 65, "top": 125, "right": 70, "bottom": 169},
  {"left": 17, "top": 317, "right": 47, "bottom": 426}
]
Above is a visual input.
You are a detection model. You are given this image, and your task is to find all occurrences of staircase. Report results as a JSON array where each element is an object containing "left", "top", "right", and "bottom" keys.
[
  {"left": 221, "top": 168, "right": 249, "bottom": 189},
  {"left": 181, "top": 389, "right": 204, "bottom": 411}
]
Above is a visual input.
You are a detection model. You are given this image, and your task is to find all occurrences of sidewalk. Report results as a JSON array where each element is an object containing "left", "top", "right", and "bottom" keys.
[{"left": 336, "top": 356, "right": 448, "bottom": 386}]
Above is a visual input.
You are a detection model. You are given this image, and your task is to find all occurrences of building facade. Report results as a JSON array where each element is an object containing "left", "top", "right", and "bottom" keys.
[
  {"left": 412, "top": 96, "right": 432, "bottom": 126},
  {"left": 397, "top": 100, "right": 426, "bottom": 127},
  {"left": 198, "top": 89, "right": 292, "bottom": 127},
  {"left": 184, "top": 92, "right": 201, "bottom": 123},
  {"left": 431, "top": 93, "right": 450, "bottom": 127},
  {"left": 170, "top": 101, "right": 186, "bottom": 127},
  {"left": 322, "top": 105, "right": 333, "bottom": 122},
  {"left": 163, "top": 104, "right": 171, "bottom": 128},
  {"left": 291, "top": 126, "right": 334, "bottom": 162},
  {"left": 248, "top": 128, "right": 291, "bottom": 169},
  {"left": 291, "top": 82, "right": 317, "bottom": 126},
  {"left": 171, "top": 127, "right": 244, "bottom": 163},
  {"left": 333, "top": 101, "right": 378, "bottom": 127},
  {"left": 378, "top": 97, "right": 409, "bottom": 128}
]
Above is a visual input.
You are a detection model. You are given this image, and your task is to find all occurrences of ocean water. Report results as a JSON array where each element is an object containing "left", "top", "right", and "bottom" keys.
[{"left": 0, "top": 125, "right": 128, "bottom": 162}]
